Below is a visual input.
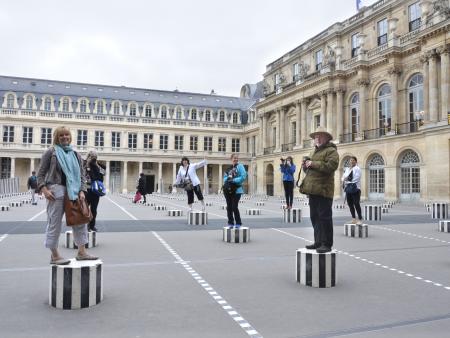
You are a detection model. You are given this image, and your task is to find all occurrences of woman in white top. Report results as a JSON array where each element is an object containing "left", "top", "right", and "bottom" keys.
[
  {"left": 342, "top": 156, "right": 362, "bottom": 224},
  {"left": 175, "top": 157, "right": 207, "bottom": 211}
]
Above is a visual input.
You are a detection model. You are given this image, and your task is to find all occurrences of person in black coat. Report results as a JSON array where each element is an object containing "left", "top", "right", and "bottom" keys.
[
  {"left": 137, "top": 173, "right": 146, "bottom": 203},
  {"left": 85, "top": 150, "right": 105, "bottom": 232}
]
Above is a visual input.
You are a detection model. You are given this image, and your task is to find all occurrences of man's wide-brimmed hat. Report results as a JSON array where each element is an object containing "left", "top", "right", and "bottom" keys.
[{"left": 309, "top": 126, "right": 333, "bottom": 140}]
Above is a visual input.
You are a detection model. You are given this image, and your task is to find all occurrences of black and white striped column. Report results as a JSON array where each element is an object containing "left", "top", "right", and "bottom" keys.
[
  {"left": 432, "top": 203, "right": 449, "bottom": 219},
  {"left": 255, "top": 201, "right": 265, "bottom": 206},
  {"left": 65, "top": 231, "right": 97, "bottom": 249},
  {"left": 296, "top": 248, "right": 336, "bottom": 288},
  {"left": 438, "top": 220, "right": 450, "bottom": 233},
  {"left": 382, "top": 203, "right": 392, "bottom": 209},
  {"left": 364, "top": 205, "right": 382, "bottom": 221},
  {"left": 188, "top": 211, "right": 208, "bottom": 225},
  {"left": 382, "top": 207, "right": 389, "bottom": 214},
  {"left": 49, "top": 259, "right": 103, "bottom": 309},
  {"left": 9, "top": 202, "right": 22, "bottom": 207},
  {"left": 283, "top": 208, "right": 302, "bottom": 223},
  {"left": 223, "top": 227, "right": 250, "bottom": 243},
  {"left": 246, "top": 209, "right": 261, "bottom": 215},
  {"left": 334, "top": 204, "right": 345, "bottom": 210},
  {"left": 221, "top": 205, "right": 227, "bottom": 210},
  {"left": 154, "top": 205, "right": 167, "bottom": 211},
  {"left": 344, "top": 223, "right": 368, "bottom": 238},
  {"left": 168, "top": 210, "right": 183, "bottom": 216},
  {"left": 0, "top": 205, "right": 9, "bottom": 211},
  {"left": 205, "top": 202, "right": 213, "bottom": 206}
]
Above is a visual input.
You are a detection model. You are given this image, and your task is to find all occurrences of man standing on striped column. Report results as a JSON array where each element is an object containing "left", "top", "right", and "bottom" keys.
[{"left": 298, "top": 126, "right": 339, "bottom": 253}]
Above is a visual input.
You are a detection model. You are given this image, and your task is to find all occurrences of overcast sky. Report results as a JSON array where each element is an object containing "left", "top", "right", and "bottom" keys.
[{"left": 1, "top": 0, "right": 378, "bottom": 97}]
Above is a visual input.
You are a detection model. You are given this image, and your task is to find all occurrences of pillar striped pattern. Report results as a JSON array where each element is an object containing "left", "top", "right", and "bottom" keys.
[
  {"left": 168, "top": 210, "right": 183, "bottom": 216},
  {"left": 296, "top": 249, "right": 336, "bottom": 288},
  {"left": 9, "top": 202, "right": 22, "bottom": 207},
  {"left": 334, "top": 204, "right": 345, "bottom": 209},
  {"left": 154, "top": 205, "right": 167, "bottom": 211},
  {"left": 255, "top": 201, "right": 265, "bottom": 206},
  {"left": 382, "top": 203, "right": 392, "bottom": 209},
  {"left": 432, "top": 203, "right": 449, "bottom": 219},
  {"left": 65, "top": 231, "right": 96, "bottom": 249},
  {"left": 245, "top": 209, "right": 261, "bottom": 215},
  {"left": 0, "top": 205, "right": 9, "bottom": 211},
  {"left": 49, "top": 259, "right": 103, "bottom": 310},
  {"left": 382, "top": 207, "right": 389, "bottom": 214},
  {"left": 223, "top": 227, "right": 250, "bottom": 243},
  {"left": 364, "top": 205, "right": 382, "bottom": 221},
  {"left": 438, "top": 220, "right": 450, "bottom": 232},
  {"left": 205, "top": 202, "right": 213, "bottom": 206},
  {"left": 344, "top": 223, "right": 368, "bottom": 238},
  {"left": 283, "top": 208, "right": 301, "bottom": 223},
  {"left": 221, "top": 205, "right": 227, "bottom": 210},
  {"left": 188, "top": 211, "right": 208, "bottom": 225}
]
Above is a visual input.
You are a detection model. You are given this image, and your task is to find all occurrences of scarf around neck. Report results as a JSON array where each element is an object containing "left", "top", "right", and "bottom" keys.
[{"left": 55, "top": 145, "right": 81, "bottom": 201}]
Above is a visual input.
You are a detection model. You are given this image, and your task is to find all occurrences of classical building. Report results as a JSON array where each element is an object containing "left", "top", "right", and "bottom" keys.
[
  {"left": 252, "top": 0, "right": 450, "bottom": 202},
  {"left": 0, "top": 76, "right": 258, "bottom": 194}
]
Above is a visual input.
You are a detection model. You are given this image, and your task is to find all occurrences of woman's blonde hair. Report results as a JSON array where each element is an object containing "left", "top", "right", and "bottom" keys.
[{"left": 52, "top": 126, "right": 72, "bottom": 145}]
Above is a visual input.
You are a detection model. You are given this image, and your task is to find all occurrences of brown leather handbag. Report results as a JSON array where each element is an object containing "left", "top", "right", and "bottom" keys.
[{"left": 64, "top": 194, "right": 93, "bottom": 226}]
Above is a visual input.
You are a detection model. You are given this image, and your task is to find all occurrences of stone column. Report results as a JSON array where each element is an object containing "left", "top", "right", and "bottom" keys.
[
  {"left": 203, "top": 163, "right": 208, "bottom": 195},
  {"left": 300, "top": 99, "right": 307, "bottom": 147},
  {"left": 428, "top": 51, "right": 439, "bottom": 122},
  {"left": 157, "top": 162, "right": 162, "bottom": 193},
  {"left": 104, "top": 160, "right": 110, "bottom": 192},
  {"left": 10, "top": 157, "right": 15, "bottom": 178},
  {"left": 388, "top": 66, "right": 401, "bottom": 132},
  {"left": 326, "top": 90, "right": 334, "bottom": 135},
  {"left": 320, "top": 91, "right": 327, "bottom": 128},
  {"left": 122, "top": 161, "right": 128, "bottom": 193},
  {"left": 30, "top": 158, "right": 35, "bottom": 173},
  {"left": 172, "top": 163, "right": 177, "bottom": 190},
  {"left": 438, "top": 45, "right": 450, "bottom": 121},
  {"left": 275, "top": 109, "right": 281, "bottom": 151},
  {"left": 138, "top": 161, "right": 143, "bottom": 175},
  {"left": 262, "top": 114, "right": 267, "bottom": 152},
  {"left": 279, "top": 107, "right": 286, "bottom": 151},
  {"left": 420, "top": 54, "right": 430, "bottom": 121},
  {"left": 295, "top": 101, "right": 301, "bottom": 147},
  {"left": 357, "top": 79, "right": 369, "bottom": 136},
  {"left": 218, "top": 164, "right": 223, "bottom": 194},
  {"left": 336, "top": 89, "right": 344, "bottom": 142}
]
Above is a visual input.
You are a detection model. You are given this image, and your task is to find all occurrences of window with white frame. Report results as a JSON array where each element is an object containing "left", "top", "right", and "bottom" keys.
[
  {"left": 191, "top": 109, "right": 197, "bottom": 120},
  {"left": 77, "top": 130, "right": 87, "bottom": 148},
  {"left": 315, "top": 49, "right": 323, "bottom": 71},
  {"left": 175, "top": 135, "right": 184, "bottom": 150},
  {"left": 272, "top": 127, "right": 276, "bottom": 147},
  {"left": 274, "top": 73, "right": 281, "bottom": 91},
  {"left": 160, "top": 134, "right": 168, "bottom": 150},
  {"left": 291, "top": 122, "right": 296, "bottom": 143},
  {"left": 128, "top": 133, "right": 137, "bottom": 151},
  {"left": 44, "top": 97, "right": 52, "bottom": 111},
  {"left": 232, "top": 112, "right": 238, "bottom": 124},
  {"left": 190, "top": 136, "right": 198, "bottom": 151},
  {"left": 41, "top": 128, "right": 52, "bottom": 145},
  {"left": 219, "top": 110, "right": 225, "bottom": 122},
  {"left": 111, "top": 131, "right": 121, "bottom": 149},
  {"left": 62, "top": 98, "right": 70, "bottom": 112},
  {"left": 409, "top": 2, "right": 421, "bottom": 32},
  {"left": 3, "top": 126, "right": 14, "bottom": 143},
  {"left": 0, "top": 158, "right": 11, "bottom": 179},
  {"left": 408, "top": 73, "right": 424, "bottom": 125},
  {"left": 293, "top": 63, "right": 299, "bottom": 81},
  {"left": 351, "top": 33, "right": 360, "bottom": 58},
  {"left": 377, "top": 18, "right": 388, "bottom": 46},
  {"left": 129, "top": 103, "right": 137, "bottom": 116},
  {"left": 143, "top": 133, "right": 153, "bottom": 149},
  {"left": 80, "top": 99, "right": 87, "bottom": 113},
  {"left": 350, "top": 93, "right": 360, "bottom": 135},
  {"left": 6, "top": 94, "right": 14, "bottom": 108},
  {"left": 218, "top": 137, "right": 226, "bottom": 152},
  {"left": 314, "top": 115, "right": 321, "bottom": 129},
  {"left": 113, "top": 102, "right": 120, "bottom": 115},
  {"left": 144, "top": 105, "right": 152, "bottom": 117},
  {"left": 204, "top": 136, "right": 212, "bottom": 151},
  {"left": 160, "top": 106, "right": 167, "bottom": 119},
  {"left": 232, "top": 138, "right": 240, "bottom": 152},
  {"left": 25, "top": 95, "right": 33, "bottom": 109},
  {"left": 205, "top": 110, "right": 211, "bottom": 121},
  {"left": 378, "top": 84, "right": 392, "bottom": 134},
  {"left": 23, "top": 127, "right": 33, "bottom": 144},
  {"left": 176, "top": 107, "right": 183, "bottom": 119},
  {"left": 95, "top": 131, "right": 104, "bottom": 147},
  {"left": 97, "top": 101, "right": 104, "bottom": 114}
]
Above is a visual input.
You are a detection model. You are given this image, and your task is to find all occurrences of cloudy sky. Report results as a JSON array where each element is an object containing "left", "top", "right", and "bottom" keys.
[{"left": 1, "top": 0, "right": 377, "bottom": 97}]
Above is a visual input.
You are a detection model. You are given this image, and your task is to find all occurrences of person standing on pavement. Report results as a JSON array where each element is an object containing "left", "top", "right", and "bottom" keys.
[
  {"left": 342, "top": 156, "right": 363, "bottom": 225},
  {"left": 137, "top": 173, "right": 147, "bottom": 203},
  {"left": 85, "top": 150, "right": 105, "bottom": 232},
  {"left": 27, "top": 171, "right": 38, "bottom": 205},
  {"left": 280, "top": 156, "right": 296, "bottom": 209}
]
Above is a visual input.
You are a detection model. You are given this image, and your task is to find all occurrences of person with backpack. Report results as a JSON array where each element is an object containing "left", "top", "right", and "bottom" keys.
[
  {"left": 280, "top": 156, "right": 296, "bottom": 209},
  {"left": 342, "top": 156, "right": 362, "bottom": 225},
  {"left": 27, "top": 171, "right": 38, "bottom": 205},
  {"left": 85, "top": 150, "right": 105, "bottom": 232},
  {"left": 174, "top": 157, "right": 207, "bottom": 212},
  {"left": 223, "top": 153, "right": 247, "bottom": 229}
]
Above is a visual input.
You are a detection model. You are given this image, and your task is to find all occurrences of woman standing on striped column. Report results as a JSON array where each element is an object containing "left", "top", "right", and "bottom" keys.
[
  {"left": 223, "top": 153, "right": 247, "bottom": 229},
  {"left": 175, "top": 157, "right": 207, "bottom": 212}
]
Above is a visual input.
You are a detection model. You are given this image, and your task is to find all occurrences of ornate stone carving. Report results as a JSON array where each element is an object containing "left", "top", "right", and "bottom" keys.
[
  {"left": 262, "top": 80, "right": 270, "bottom": 95},
  {"left": 437, "top": 44, "right": 450, "bottom": 56},
  {"left": 357, "top": 79, "right": 370, "bottom": 87},
  {"left": 297, "top": 61, "right": 310, "bottom": 80},
  {"left": 388, "top": 65, "right": 402, "bottom": 76},
  {"left": 419, "top": 53, "right": 429, "bottom": 64},
  {"left": 323, "top": 46, "right": 336, "bottom": 68},
  {"left": 433, "top": 0, "right": 450, "bottom": 19}
]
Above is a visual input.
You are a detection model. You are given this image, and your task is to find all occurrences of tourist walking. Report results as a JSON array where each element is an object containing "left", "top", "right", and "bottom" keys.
[{"left": 27, "top": 171, "right": 38, "bottom": 205}]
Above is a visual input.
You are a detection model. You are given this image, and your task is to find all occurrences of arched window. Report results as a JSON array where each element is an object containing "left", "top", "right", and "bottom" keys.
[
  {"left": 113, "top": 102, "right": 120, "bottom": 115},
  {"left": 62, "top": 98, "right": 70, "bottom": 112},
  {"left": 25, "top": 95, "right": 33, "bottom": 109},
  {"left": 6, "top": 94, "right": 15, "bottom": 108},
  {"left": 129, "top": 103, "right": 137, "bottom": 116},
  {"left": 144, "top": 104, "right": 152, "bottom": 117},
  {"left": 377, "top": 84, "right": 392, "bottom": 135},
  {"left": 408, "top": 73, "right": 423, "bottom": 132},
  {"left": 205, "top": 110, "right": 211, "bottom": 122},
  {"left": 400, "top": 150, "right": 420, "bottom": 200},
  {"left": 191, "top": 109, "right": 197, "bottom": 120},
  {"left": 80, "top": 99, "right": 87, "bottom": 113},
  {"left": 219, "top": 110, "right": 225, "bottom": 122},
  {"left": 232, "top": 112, "right": 239, "bottom": 124},
  {"left": 160, "top": 106, "right": 167, "bottom": 119},
  {"left": 44, "top": 97, "right": 52, "bottom": 111},
  {"left": 176, "top": 107, "right": 183, "bottom": 119},
  {"left": 97, "top": 100, "right": 104, "bottom": 114},
  {"left": 350, "top": 93, "right": 360, "bottom": 138},
  {"left": 368, "top": 154, "right": 385, "bottom": 200}
]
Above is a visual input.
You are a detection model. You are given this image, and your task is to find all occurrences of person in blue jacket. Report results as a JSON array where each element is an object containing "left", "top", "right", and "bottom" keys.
[
  {"left": 223, "top": 153, "right": 247, "bottom": 229},
  {"left": 280, "top": 156, "right": 296, "bottom": 209}
]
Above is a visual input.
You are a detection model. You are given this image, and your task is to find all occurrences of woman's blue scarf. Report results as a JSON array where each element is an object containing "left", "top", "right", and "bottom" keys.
[{"left": 55, "top": 144, "right": 81, "bottom": 201}]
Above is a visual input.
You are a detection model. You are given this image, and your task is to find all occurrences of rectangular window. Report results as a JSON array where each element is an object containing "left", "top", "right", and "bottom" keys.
[
  {"left": 95, "top": 131, "right": 104, "bottom": 148},
  {"left": 314, "top": 115, "right": 321, "bottom": 129},
  {"left": 77, "top": 130, "right": 87, "bottom": 147},
  {"left": 272, "top": 127, "right": 276, "bottom": 147},
  {"left": 409, "top": 2, "right": 421, "bottom": 32},
  {"left": 129, "top": 104, "right": 137, "bottom": 116},
  {"left": 128, "top": 133, "right": 137, "bottom": 151},
  {"left": 144, "top": 133, "right": 153, "bottom": 149},
  {"left": 377, "top": 19, "right": 388, "bottom": 46},
  {"left": 80, "top": 100, "right": 87, "bottom": 113},
  {"left": 293, "top": 63, "right": 299, "bottom": 81},
  {"left": 203, "top": 136, "right": 212, "bottom": 151},
  {"left": 111, "top": 131, "right": 121, "bottom": 149},
  {"left": 218, "top": 137, "right": 226, "bottom": 152},
  {"left": 351, "top": 33, "right": 360, "bottom": 58},
  {"left": 159, "top": 134, "right": 168, "bottom": 150},
  {"left": 246, "top": 137, "right": 249, "bottom": 153},
  {"left": 62, "top": 99, "right": 69, "bottom": 112},
  {"left": 190, "top": 136, "right": 198, "bottom": 151},
  {"left": 22, "top": 127, "right": 33, "bottom": 144},
  {"left": 315, "top": 49, "right": 323, "bottom": 71},
  {"left": 291, "top": 122, "right": 296, "bottom": 143},
  {"left": 274, "top": 73, "right": 280, "bottom": 91},
  {"left": 174, "top": 135, "right": 184, "bottom": 150},
  {"left": 252, "top": 135, "right": 256, "bottom": 156},
  {"left": 145, "top": 105, "right": 152, "bottom": 117},
  {"left": 41, "top": 128, "right": 52, "bottom": 145},
  {"left": 3, "top": 126, "right": 14, "bottom": 143},
  {"left": 231, "top": 138, "right": 240, "bottom": 153}
]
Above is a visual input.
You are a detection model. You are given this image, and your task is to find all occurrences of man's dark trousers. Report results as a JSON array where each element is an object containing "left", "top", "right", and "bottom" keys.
[{"left": 309, "top": 194, "right": 333, "bottom": 247}]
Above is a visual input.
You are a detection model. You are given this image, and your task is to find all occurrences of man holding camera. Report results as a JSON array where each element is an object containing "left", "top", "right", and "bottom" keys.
[{"left": 299, "top": 126, "right": 339, "bottom": 253}]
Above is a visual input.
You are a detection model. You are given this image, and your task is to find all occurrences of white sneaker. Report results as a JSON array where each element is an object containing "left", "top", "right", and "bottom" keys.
[{"left": 356, "top": 220, "right": 363, "bottom": 225}]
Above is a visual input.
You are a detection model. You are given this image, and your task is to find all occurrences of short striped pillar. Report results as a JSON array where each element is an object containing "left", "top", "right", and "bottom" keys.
[
  {"left": 344, "top": 223, "right": 368, "bottom": 238},
  {"left": 382, "top": 207, "right": 389, "bottom": 214},
  {"left": 364, "top": 205, "right": 382, "bottom": 221},
  {"left": 145, "top": 202, "right": 155, "bottom": 206},
  {"left": 0, "top": 205, "right": 9, "bottom": 211},
  {"left": 246, "top": 209, "right": 261, "bottom": 215},
  {"left": 295, "top": 249, "right": 336, "bottom": 288},
  {"left": 223, "top": 227, "right": 250, "bottom": 243},
  {"left": 65, "top": 231, "right": 96, "bottom": 249},
  {"left": 303, "top": 202, "right": 309, "bottom": 206},
  {"left": 432, "top": 203, "right": 449, "bottom": 219},
  {"left": 205, "top": 202, "right": 213, "bottom": 206},
  {"left": 382, "top": 203, "right": 392, "bottom": 209},
  {"left": 168, "top": 210, "right": 183, "bottom": 216},
  {"left": 49, "top": 259, "right": 103, "bottom": 310},
  {"left": 438, "top": 220, "right": 450, "bottom": 233},
  {"left": 334, "top": 204, "right": 345, "bottom": 209},
  {"left": 221, "top": 205, "right": 227, "bottom": 210},
  {"left": 238, "top": 200, "right": 245, "bottom": 204},
  {"left": 188, "top": 211, "right": 208, "bottom": 225},
  {"left": 283, "top": 208, "right": 302, "bottom": 223},
  {"left": 255, "top": 201, "right": 265, "bottom": 206},
  {"left": 9, "top": 202, "right": 22, "bottom": 207},
  {"left": 154, "top": 205, "right": 167, "bottom": 211}
]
